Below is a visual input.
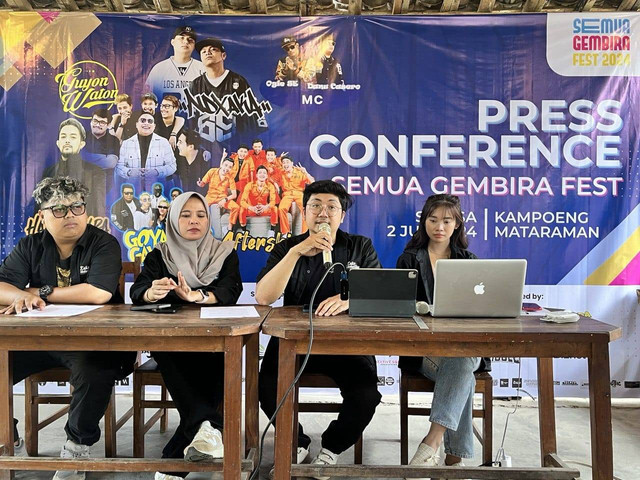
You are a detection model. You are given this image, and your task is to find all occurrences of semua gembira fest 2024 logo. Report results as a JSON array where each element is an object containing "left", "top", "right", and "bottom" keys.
[{"left": 55, "top": 61, "right": 118, "bottom": 119}]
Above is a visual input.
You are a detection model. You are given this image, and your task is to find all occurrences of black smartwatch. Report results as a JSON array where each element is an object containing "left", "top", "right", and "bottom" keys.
[{"left": 39, "top": 285, "right": 54, "bottom": 302}]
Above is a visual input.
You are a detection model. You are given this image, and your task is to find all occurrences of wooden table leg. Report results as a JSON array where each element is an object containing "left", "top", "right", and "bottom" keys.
[
  {"left": 537, "top": 357, "right": 557, "bottom": 466},
  {"left": 274, "top": 339, "right": 296, "bottom": 480},
  {"left": 0, "top": 350, "right": 14, "bottom": 480},
  {"left": 588, "top": 343, "right": 613, "bottom": 480},
  {"left": 224, "top": 336, "right": 243, "bottom": 480},
  {"left": 244, "top": 333, "right": 259, "bottom": 456}
]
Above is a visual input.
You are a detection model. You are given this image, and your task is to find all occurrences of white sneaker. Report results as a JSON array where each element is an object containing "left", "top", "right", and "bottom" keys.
[
  {"left": 435, "top": 460, "right": 467, "bottom": 480},
  {"left": 154, "top": 473, "right": 184, "bottom": 480},
  {"left": 406, "top": 442, "right": 440, "bottom": 480},
  {"left": 268, "top": 446, "right": 310, "bottom": 479},
  {"left": 310, "top": 448, "right": 338, "bottom": 480},
  {"left": 52, "top": 440, "right": 90, "bottom": 480},
  {"left": 183, "top": 420, "right": 224, "bottom": 461},
  {"left": 13, "top": 438, "right": 27, "bottom": 457}
]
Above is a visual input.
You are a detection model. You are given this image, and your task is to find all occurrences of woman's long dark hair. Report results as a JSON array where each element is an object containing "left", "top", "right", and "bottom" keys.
[{"left": 405, "top": 194, "right": 468, "bottom": 251}]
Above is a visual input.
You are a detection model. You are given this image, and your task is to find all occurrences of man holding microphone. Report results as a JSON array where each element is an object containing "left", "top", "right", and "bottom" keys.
[{"left": 255, "top": 180, "right": 381, "bottom": 479}]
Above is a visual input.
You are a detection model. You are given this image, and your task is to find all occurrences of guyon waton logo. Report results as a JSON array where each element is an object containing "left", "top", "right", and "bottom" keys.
[{"left": 55, "top": 61, "right": 119, "bottom": 120}]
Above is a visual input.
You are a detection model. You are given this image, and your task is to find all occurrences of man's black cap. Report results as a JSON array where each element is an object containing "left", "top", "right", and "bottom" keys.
[
  {"left": 173, "top": 26, "right": 197, "bottom": 41},
  {"left": 195, "top": 37, "right": 226, "bottom": 54}
]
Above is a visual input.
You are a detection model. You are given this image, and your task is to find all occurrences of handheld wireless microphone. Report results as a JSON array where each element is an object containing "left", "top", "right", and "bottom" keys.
[{"left": 318, "top": 223, "right": 332, "bottom": 269}]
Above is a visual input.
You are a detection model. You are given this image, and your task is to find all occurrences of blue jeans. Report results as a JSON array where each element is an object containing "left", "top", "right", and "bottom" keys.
[{"left": 417, "top": 356, "right": 481, "bottom": 459}]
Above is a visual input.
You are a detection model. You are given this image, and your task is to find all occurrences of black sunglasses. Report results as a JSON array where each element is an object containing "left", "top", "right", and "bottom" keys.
[{"left": 42, "top": 202, "right": 86, "bottom": 218}]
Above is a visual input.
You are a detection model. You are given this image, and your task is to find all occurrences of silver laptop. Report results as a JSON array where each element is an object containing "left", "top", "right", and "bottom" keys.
[
  {"left": 431, "top": 259, "right": 527, "bottom": 318},
  {"left": 349, "top": 268, "right": 418, "bottom": 318}
]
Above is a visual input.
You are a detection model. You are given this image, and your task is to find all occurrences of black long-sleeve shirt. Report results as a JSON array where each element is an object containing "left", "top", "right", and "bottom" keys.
[{"left": 130, "top": 248, "right": 242, "bottom": 306}]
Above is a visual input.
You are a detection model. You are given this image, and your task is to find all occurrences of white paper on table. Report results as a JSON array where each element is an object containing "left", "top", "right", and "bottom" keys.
[
  {"left": 200, "top": 306, "right": 260, "bottom": 319},
  {"left": 15, "top": 304, "right": 103, "bottom": 317},
  {"left": 520, "top": 308, "right": 552, "bottom": 317}
]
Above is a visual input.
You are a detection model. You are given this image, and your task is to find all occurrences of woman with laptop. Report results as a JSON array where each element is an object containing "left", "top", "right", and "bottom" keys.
[
  {"left": 130, "top": 191, "right": 242, "bottom": 480},
  {"left": 396, "top": 194, "right": 489, "bottom": 477}
]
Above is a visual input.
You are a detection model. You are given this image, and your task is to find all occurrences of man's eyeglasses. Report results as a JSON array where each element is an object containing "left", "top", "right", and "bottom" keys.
[
  {"left": 123, "top": 191, "right": 134, "bottom": 196},
  {"left": 139, "top": 117, "right": 155, "bottom": 124},
  {"left": 307, "top": 203, "right": 342, "bottom": 216},
  {"left": 285, "top": 44, "right": 296, "bottom": 51},
  {"left": 42, "top": 202, "right": 86, "bottom": 218},
  {"left": 91, "top": 119, "right": 108, "bottom": 127},
  {"left": 160, "top": 104, "right": 175, "bottom": 109}
]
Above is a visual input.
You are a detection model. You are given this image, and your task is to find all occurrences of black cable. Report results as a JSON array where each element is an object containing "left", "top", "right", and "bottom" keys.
[{"left": 249, "top": 262, "right": 347, "bottom": 480}]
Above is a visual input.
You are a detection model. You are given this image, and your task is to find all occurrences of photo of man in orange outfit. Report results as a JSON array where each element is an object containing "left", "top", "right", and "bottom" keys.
[
  {"left": 229, "top": 144, "right": 251, "bottom": 195},
  {"left": 197, "top": 157, "right": 240, "bottom": 232},
  {"left": 278, "top": 155, "right": 314, "bottom": 234},
  {"left": 239, "top": 165, "right": 278, "bottom": 230}
]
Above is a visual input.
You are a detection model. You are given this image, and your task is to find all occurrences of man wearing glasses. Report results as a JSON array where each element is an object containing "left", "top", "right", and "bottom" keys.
[
  {"left": 155, "top": 95, "right": 185, "bottom": 150},
  {"left": 0, "top": 176, "right": 136, "bottom": 480},
  {"left": 42, "top": 118, "right": 107, "bottom": 218},
  {"left": 255, "top": 180, "right": 382, "bottom": 479},
  {"left": 84, "top": 108, "right": 120, "bottom": 193},
  {"left": 116, "top": 112, "right": 176, "bottom": 192},
  {"left": 110, "top": 183, "right": 140, "bottom": 231},
  {"left": 275, "top": 36, "right": 314, "bottom": 84}
]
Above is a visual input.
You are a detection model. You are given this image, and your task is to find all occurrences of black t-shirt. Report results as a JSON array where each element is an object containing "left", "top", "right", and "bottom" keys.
[
  {"left": 155, "top": 116, "right": 178, "bottom": 141},
  {"left": 0, "top": 224, "right": 122, "bottom": 301},
  {"left": 56, "top": 256, "right": 72, "bottom": 288},
  {"left": 116, "top": 111, "right": 140, "bottom": 141},
  {"left": 85, "top": 133, "right": 119, "bottom": 156},
  {"left": 176, "top": 150, "right": 210, "bottom": 193}
]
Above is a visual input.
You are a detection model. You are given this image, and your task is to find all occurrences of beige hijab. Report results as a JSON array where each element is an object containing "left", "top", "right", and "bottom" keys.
[{"left": 156, "top": 192, "right": 234, "bottom": 288}]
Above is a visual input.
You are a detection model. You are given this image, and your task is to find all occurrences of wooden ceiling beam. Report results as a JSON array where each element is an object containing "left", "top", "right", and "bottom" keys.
[
  {"left": 5, "top": 0, "right": 33, "bottom": 10},
  {"left": 248, "top": 0, "right": 267, "bottom": 13},
  {"left": 523, "top": 0, "right": 545, "bottom": 11},
  {"left": 152, "top": 0, "right": 173, "bottom": 13},
  {"left": 56, "top": 0, "right": 80, "bottom": 10},
  {"left": 477, "top": 0, "right": 495, "bottom": 12}
]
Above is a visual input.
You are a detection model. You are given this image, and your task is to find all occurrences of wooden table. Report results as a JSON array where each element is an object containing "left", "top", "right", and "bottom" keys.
[
  {"left": 0, "top": 304, "right": 271, "bottom": 480},
  {"left": 264, "top": 307, "right": 622, "bottom": 480}
]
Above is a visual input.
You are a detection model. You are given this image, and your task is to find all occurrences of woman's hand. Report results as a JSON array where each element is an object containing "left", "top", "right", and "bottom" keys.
[
  {"left": 145, "top": 277, "right": 175, "bottom": 302},
  {"left": 174, "top": 271, "right": 201, "bottom": 303}
]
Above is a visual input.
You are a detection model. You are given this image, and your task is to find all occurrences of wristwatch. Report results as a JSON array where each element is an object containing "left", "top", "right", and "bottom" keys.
[
  {"left": 195, "top": 289, "right": 208, "bottom": 304},
  {"left": 38, "top": 285, "right": 54, "bottom": 302}
]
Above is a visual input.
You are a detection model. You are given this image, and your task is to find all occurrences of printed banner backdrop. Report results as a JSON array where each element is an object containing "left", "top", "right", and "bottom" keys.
[{"left": 1, "top": 12, "right": 639, "bottom": 398}]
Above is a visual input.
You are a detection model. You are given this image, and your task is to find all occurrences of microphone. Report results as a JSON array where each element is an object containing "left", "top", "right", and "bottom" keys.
[{"left": 317, "top": 223, "right": 332, "bottom": 269}]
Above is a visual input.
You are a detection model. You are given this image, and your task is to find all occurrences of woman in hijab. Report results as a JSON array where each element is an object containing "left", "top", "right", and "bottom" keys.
[{"left": 130, "top": 191, "right": 242, "bottom": 480}]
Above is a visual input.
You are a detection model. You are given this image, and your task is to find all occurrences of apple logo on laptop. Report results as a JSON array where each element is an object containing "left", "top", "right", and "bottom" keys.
[{"left": 474, "top": 282, "right": 485, "bottom": 295}]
